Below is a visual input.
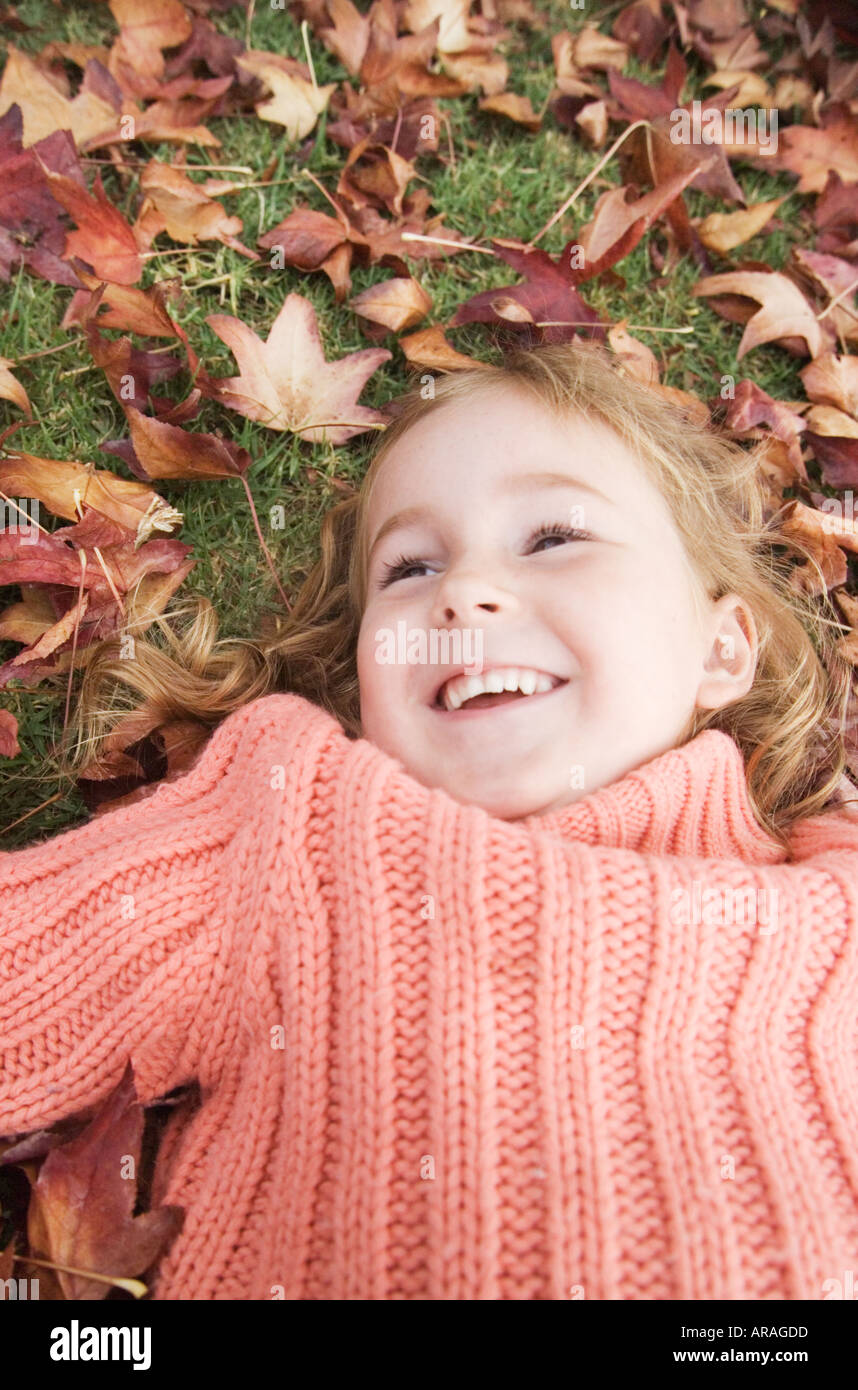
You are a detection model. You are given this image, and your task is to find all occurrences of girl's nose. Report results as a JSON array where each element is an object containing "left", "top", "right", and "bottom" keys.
[{"left": 432, "top": 568, "right": 516, "bottom": 625}]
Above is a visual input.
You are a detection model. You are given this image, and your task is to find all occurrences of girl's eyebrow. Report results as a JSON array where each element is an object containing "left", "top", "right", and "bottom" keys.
[{"left": 368, "top": 471, "right": 614, "bottom": 562}]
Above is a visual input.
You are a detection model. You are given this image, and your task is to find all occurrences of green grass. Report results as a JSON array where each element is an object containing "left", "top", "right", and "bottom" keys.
[{"left": 0, "top": 0, "right": 849, "bottom": 844}]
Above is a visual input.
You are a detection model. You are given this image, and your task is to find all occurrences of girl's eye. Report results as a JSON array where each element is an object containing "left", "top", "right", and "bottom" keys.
[
  {"left": 377, "top": 522, "right": 592, "bottom": 588},
  {"left": 528, "top": 522, "right": 592, "bottom": 552}
]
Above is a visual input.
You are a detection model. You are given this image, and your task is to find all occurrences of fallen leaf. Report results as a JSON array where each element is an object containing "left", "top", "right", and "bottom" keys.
[
  {"left": 134, "top": 160, "right": 258, "bottom": 258},
  {"left": 571, "top": 26, "right": 629, "bottom": 71},
  {"left": 61, "top": 274, "right": 185, "bottom": 337},
  {"left": 0, "top": 452, "right": 183, "bottom": 542},
  {"left": 337, "top": 138, "right": 417, "bottom": 217},
  {"left": 0, "top": 706, "right": 19, "bottom": 757},
  {"left": 753, "top": 110, "right": 858, "bottom": 194},
  {"left": 804, "top": 404, "right": 858, "bottom": 488},
  {"left": 108, "top": 0, "right": 193, "bottom": 91},
  {"left": 236, "top": 50, "right": 336, "bottom": 141},
  {"left": 800, "top": 352, "right": 858, "bottom": 415},
  {"left": 122, "top": 407, "right": 253, "bottom": 481},
  {"left": 696, "top": 197, "right": 787, "bottom": 253},
  {"left": 574, "top": 99, "right": 608, "bottom": 147},
  {"left": 199, "top": 292, "right": 392, "bottom": 443},
  {"left": 451, "top": 237, "right": 603, "bottom": 344},
  {"left": 575, "top": 164, "right": 710, "bottom": 282},
  {"left": 398, "top": 324, "right": 491, "bottom": 370},
  {"left": 777, "top": 497, "right": 858, "bottom": 595},
  {"left": 0, "top": 357, "right": 31, "bottom": 415},
  {"left": 692, "top": 270, "right": 828, "bottom": 359},
  {"left": 478, "top": 92, "right": 541, "bottom": 131},
  {"left": 40, "top": 169, "right": 144, "bottom": 285},
  {"left": 350, "top": 275, "right": 432, "bottom": 331},
  {"left": 0, "top": 47, "right": 119, "bottom": 148},
  {"left": 607, "top": 321, "right": 659, "bottom": 384},
  {"left": 27, "top": 1062, "right": 184, "bottom": 1300}
]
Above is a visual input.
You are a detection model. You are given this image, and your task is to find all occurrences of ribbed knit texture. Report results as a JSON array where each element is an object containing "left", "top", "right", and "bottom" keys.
[{"left": 2, "top": 691, "right": 858, "bottom": 1300}]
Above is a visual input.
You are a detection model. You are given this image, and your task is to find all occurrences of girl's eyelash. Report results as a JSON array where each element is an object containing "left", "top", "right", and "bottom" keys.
[{"left": 377, "top": 522, "right": 592, "bottom": 588}]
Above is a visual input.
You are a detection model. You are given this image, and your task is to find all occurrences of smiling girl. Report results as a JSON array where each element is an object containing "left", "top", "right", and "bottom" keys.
[{"left": 1, "top": 341, "right": 857, "bottom": 1300}]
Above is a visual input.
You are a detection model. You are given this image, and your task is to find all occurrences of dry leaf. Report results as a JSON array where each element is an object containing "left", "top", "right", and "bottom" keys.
[
  {"left": 0, "top": 357, "right": 31, "bottom": 415},
  {"left": 692, "top": 271, "right": 828, "bottom": 359},
  {"left": 236, "top": 50, "right": 336, "bottom": 141},
  {"left": 350, "top": 275, "right": 432, "bottom": 331},
  {"left": 696, "top": 197, "right": 787, "bottom": 253},
  {"left": 199, "top": 292, "right": 391, "bottom": 443},
  {"left": 478, "top": 92, "right": 541, "bottom": 131},
  {"left": 398, "top": 325, "right": 492, "bottom": 370}
]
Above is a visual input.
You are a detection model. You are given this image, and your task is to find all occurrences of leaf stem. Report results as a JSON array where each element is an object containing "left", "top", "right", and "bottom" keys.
[
  {"left": 12, "top": 1251, "right": 148, "bottom": 1298},
  {"left": 526, "top": 118, "right": 654, "bottom": 249},
  {"left": 238, "top": 472, "right": 292, "bottom": 613}
]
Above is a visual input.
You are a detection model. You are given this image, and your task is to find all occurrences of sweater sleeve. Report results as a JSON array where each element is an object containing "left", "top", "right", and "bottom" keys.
[{"left": 0, "top": 697, "right": 273, "bottom": 1139}]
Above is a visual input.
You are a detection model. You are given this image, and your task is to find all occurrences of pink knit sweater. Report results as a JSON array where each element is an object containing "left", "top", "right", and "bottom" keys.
[{"left": 2, "top": 691, "right": 858, "bottom": 1300}]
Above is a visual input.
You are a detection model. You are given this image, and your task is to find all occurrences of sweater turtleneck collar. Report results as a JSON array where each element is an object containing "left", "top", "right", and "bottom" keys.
[{"left": 518, "top": 728, "right": 789, "bottom": 865}]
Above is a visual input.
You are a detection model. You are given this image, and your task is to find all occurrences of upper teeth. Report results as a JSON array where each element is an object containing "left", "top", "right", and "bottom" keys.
[{"left": 438, "top": 667, "right": 558, "bottom": 711}]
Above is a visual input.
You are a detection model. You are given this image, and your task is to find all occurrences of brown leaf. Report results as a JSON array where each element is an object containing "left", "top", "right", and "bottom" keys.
[
  {"left": 0, "top": 452, "right": 182, "bottom": 541},
  {"left": 478, "top": 91, "right": 541, "bottom": 131},
  {"left": 6, "top": 592, "right": 90, "bottom": 667},
  {"left": 402, "top": 0, "right": 472, "bottom": 54},
  {"left": 778, "top": 498, "right": 858, "bottom": 595},
  {"left": 720, "top": 378, "right": 808, "bottom": 481},
  {"left": 350, "top": 275, "right": 432, "bottom": 331},
  {"left": 198, "top": 292, "right": 391, "bottom": 443},
  {"left": 753, "top": 110, "right": 858, "bottom": 194},
  {"left": 0, "top": 357, "right": 31, "bottom": 415},
  {"left": 236, "top": 50, "right": 336, "bottom": 141},
  {"left": 439, "top": 49, "right": 506, "bottom": 95},
  {"left": 0, "top": 706, "right": 19, "bottom": 757},
  {"left": 692, "top": 271, "right": 829, "bottom": 359},
  {"left": 571, "top": 26, "right": 629, "bottom": 71},
  {"left": 27, "top": 1061, "right": 184, "bottom": 1300},
  {"left": 61, "top": 274, "right": 185, "bottom": 338},
  {"left": 805, "top": 404, "right": 858, "bottom": 489},
  {"left": 0, "top": 47, "right": 119, "bottom": 148},
  {"left": 337, "top": 137, "right": 417, "bottom": 217},
  {"left": 318, "top": 0, "right": 371, "bottom": 76},
  {"left": 108, "top": 0, "right": 193, "bottom": 90},
  {"left": 85, "top": 327, "right": 183, "bottom": 413},
  {"left": 123, "top": 407, "right": 252, "bottom": 481},
  {"left": 451, "top": 238, "right": 604, "bottom": 345},
  {"left": 801, "top": 352, "right": 858, "bottom": 416},
  {"left": 607, "top": 321, "right": 659, "bottom": 384},
  {"left": 258, "top": 205, "right": 353, "bottom": 269},
  {"left": 574, "top": 99, "right": 608, "bottom": 147},
  {"left": 134, "top": 160, "right": 258, "bottom": 258},
  {"left": 575, "top": 164, "right": 710, "bottom": 281},
  {"left": 696, "top": 197, "right": 787, "bottom": 253},
  {"left": 398, "top": 325, "right": 492, "bottom": 370}
]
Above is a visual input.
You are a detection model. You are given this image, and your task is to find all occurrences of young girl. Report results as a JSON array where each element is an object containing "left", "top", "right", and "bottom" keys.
[{"left": 2, "top": 341, "right": 858, "bottom": 1301}]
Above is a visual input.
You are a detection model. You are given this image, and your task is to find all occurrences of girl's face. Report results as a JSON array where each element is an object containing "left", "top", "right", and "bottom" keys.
[{"left": 356, "top": 386, "right": 757, "bottom": 820}]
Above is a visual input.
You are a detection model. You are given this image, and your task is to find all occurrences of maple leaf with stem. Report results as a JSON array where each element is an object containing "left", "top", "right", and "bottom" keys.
[{"left": 198, "top": 292, "right": 391, "bottom": 443}]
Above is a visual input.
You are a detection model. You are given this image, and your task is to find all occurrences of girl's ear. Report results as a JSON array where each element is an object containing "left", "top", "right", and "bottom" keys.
[{"left": 694, "top": 595, "right": 759, "bottom": 712}]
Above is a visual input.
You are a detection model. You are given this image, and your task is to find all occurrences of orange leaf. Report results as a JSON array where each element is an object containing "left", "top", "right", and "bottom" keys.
[{"left": 40, "top": 169, "right": 144, "bottom": 285}]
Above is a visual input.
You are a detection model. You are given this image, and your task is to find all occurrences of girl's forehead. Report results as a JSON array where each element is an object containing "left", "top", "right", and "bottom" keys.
[{"left": 369, "top": 394, "right": 640, "bottom": 502}]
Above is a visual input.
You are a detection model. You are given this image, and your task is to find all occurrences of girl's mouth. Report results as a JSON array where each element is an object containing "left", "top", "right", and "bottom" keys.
[{"left": 431, "top": 680, "right": 569, "bottom": 719}]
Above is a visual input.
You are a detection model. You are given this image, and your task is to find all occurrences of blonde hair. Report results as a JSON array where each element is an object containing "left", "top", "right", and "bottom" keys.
[{"left": 39, "top": 340, "right": 857, "bottom": 850}]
